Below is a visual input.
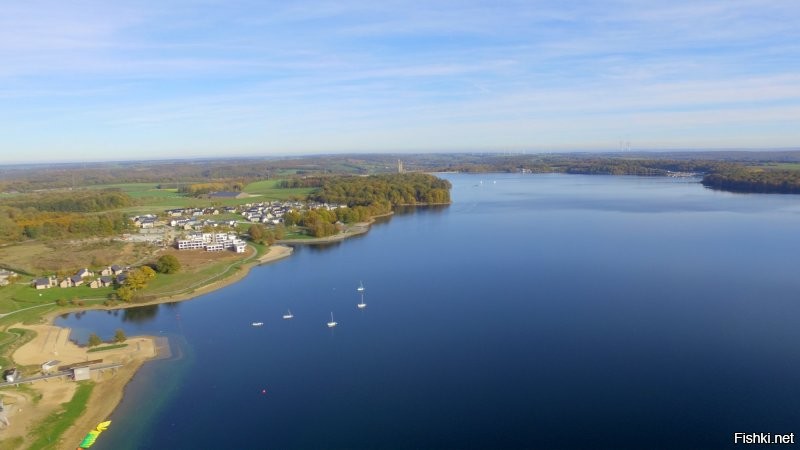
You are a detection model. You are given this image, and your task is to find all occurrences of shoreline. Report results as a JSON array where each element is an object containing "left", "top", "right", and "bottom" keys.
[
  {"left": 1, "top": 323, "right": 159, "bottom": 449},
  {"left": 1, "top": 221, "right": 379, "bottom": 448},
  {"left": 277, "top": 219, "right": 378, "bottom": 244}
]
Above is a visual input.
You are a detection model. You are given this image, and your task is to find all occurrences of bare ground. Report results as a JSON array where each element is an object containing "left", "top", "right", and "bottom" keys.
[{"left": 0, "top": 323, "right": 156, "bottom": 449}]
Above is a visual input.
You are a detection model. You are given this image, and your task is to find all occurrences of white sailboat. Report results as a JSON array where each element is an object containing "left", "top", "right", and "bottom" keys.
[
  {"left": 252, "top": 322, "right": 264, "bottom": 327},
  {"left": 327, "top": 312, "right": 338, "bottom": 328},
  {"left": 357, "top": 293, "right": 367, "bottom": 309},
  {"left": 282, "top": 309, "right": 294, "bottom": 320},
  {"left": 357, "top": 281, "right": 365, "bottom": 292}
]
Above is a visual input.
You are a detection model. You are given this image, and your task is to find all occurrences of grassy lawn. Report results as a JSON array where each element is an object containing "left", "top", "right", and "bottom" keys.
[
  {"left": 86, "top": 183, "right": 178, "bottom": 198},
  {"left": 0, "top": 283, "right": 112, "bottom": 314},
  {"left": 282, "top": 228, "right": 313, "bottom": 239},
  {"left": 758, "top": 163, "right": 800, "bottom": 171},
  {"left": 27, "top": 382, "right": 95, "bottom": 450},
  {"left": 84, "top": 178, "right": 314, "bottom": 217},
  {"left": 243, "top": 179, "right": 314, "bottom": 200},
  {"left": 0, "top": 327, "right": 36, "bottom": 369},
  {"left": 142, "top": 253, "right": 251, "bottom": 298}
]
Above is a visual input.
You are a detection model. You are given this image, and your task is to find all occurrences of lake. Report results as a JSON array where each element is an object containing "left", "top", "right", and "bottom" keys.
[{"left": 57, "top": 173, "right": 800, "bottom": 449}]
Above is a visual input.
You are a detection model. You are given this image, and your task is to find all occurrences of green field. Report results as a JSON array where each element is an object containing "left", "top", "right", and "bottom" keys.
[
  {"left": 86, "top": 180, "right": 314, "bottom": 215},
  {"left": 0, "top": 283, "right": 112, "bottom": 314},
  {"left": 243, "top": 179, "right": 314, "bottom": 200},
  {"left": 27, "top": 382, "right": 95, "bottom": 450},
  {"left": 758, "top": 163, "right": 800, "bottom": 170}
]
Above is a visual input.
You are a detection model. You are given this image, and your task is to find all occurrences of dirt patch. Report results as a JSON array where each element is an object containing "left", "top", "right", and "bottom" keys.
[
  {"left": 1, "top": 323, "right": 157, "bottom": 449},
  {"left": 0, "top": 240, "right": 152, "bottom": 276},
  {"left": 0, "top": 382, "right": 77, "bottom": 448},
  {"left": 165, "top": 246, "right": 252, "bottom": 273}
]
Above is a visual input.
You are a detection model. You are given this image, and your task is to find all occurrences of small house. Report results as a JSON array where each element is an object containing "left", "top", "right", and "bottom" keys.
[
  {"left": 73, "top": 367, "right": 90, "bottom": 381},
  {"left": 3, "top": 368, "right": 19, "bottom": 383},
  {"left": 70, "top": 275, "right": 84, "bottom": 287},
  {"left": 34, "top": 278, "right": 51, "bottom": 289},
  {"left": 89, "top": 277, "right": 113, "bottom": 289},
  {"left": 42, "top": 360, "right": 60, "bottom": 372},
  {"left": 76, "top": 268, "right": 93, "bottom": 278}
]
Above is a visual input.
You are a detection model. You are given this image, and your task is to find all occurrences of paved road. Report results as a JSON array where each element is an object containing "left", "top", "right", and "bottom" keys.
[{"left": 0, "top": 362, "right": 123, "bottom": 389}]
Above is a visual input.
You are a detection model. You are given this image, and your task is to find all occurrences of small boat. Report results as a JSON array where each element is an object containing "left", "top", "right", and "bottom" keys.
[
  {"left": 357, "top": 293, "right": 367, "bottom": 309},
  {"left": 282, "top": 309, "right": 294, "bottom": 320},
  {"left": 327, "top": 312, "right": 338, "bottom": 328},
  {"left": 252, "top": 322, "right": 264, "bottom": 327},
  {"left": 357, "top": 281, "right": 365, "bottom": 292}
]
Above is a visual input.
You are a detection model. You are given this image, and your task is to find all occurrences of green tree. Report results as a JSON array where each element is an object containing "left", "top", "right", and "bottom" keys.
[
  {"left": 155, "top": 254, "right": 181, "bottom": 274},
  {"left": 114, "top": 329, "right": 127, "bottom": 343},
  {"left": 88, "top": 333, "right": 103, "bottom": 347}
]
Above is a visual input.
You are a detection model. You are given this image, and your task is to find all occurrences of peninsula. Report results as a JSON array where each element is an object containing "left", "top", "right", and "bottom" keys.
[{"left": 0, "top": 167, "right": 451, "bottom": 449}]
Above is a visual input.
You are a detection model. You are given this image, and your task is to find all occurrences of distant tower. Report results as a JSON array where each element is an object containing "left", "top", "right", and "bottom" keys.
[{"left": 397, "top": 160, "right": 404, "bottom": 174}]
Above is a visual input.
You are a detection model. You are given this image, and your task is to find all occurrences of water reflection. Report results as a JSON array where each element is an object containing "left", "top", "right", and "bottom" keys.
[{"left": 122, "top": 304, "right": 160, "bottom": 324}]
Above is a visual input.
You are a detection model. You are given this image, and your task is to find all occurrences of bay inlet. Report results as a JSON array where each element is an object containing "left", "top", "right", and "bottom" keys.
[{"left": 58, "top": 173, "right": 800, "bottom": 449}]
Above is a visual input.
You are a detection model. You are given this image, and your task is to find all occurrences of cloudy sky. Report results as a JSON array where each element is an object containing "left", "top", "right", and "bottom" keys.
[{"left": 2, "top": 0, "right": 799, "bottom": 162}]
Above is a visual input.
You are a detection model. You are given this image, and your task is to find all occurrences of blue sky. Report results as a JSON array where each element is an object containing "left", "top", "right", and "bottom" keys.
[{"left": 2, "top": 0, "right": 799, "bottom": 163}]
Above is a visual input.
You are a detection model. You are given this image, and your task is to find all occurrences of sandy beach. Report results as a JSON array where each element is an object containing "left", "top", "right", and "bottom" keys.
[
  {"left": 1, "top": 323, "right": 157, "bottom": 449},
  {"left": 0, "top": 241, "right": 344, "bottom": 448},
  {"left": 277, "top": 219, "right": 384, "bottom": 245},
  {"left": 0, "top": 246, "right": 295, "bottom": 449}
]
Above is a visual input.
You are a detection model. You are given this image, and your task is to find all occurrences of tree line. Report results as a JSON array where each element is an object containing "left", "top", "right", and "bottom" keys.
[
  {"left": 276, "top": 178, "right": 325, "bottom": 188},
  {"left": 271, "top": 174, "right": 452, "bottom": 238},
  {"left": 0, "top": 191, "right": 133, "bottom": 244},
  {"left": 179, "top": 181, "right": 245, "bottom": 196},
  {"left": 310, "top": 173, "right": 452, "bottom": 207},
  {"left": 702, "top": 168, "right": 800, "bottom": 194},
  {"left": 0, "top": 208, "right": 130, "bottom": 243},
  {"left": 0, "top": 190, "right": 133, "bottom": 212}
]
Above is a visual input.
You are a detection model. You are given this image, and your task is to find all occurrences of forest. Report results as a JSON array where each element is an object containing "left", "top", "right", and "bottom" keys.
[
  {"left": 701, "top": 168, "right": 800, "bottom": 193},
  {"left": 0, "top": 191, "right": 133, "bottom": 244},
  {"left": 3, "top": 151, "right": 800, "bottom": 203},
  {"left": 311, "top": 173, "right": 451, "bottom": 206},
  {"left": 288, "top": 173, "right": 452, "bottom": 238}
]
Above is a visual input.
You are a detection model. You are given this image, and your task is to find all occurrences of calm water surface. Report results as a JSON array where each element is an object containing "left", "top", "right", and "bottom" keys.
[{"left": 57, "top": 174, "right": 800, "bottom": 449}]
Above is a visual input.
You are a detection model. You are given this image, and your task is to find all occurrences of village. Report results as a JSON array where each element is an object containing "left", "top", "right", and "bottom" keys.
[{"left": 25, "top": 197, "right": 347, "bottom": 292}]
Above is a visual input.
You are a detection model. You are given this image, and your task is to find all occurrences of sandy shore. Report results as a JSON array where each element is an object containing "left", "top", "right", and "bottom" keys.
[
  {"left": 278, "top": 218, "right": 385, "bottom": 244},
  {"left": 141, "top": 244, "right": 295, "bottom": 305},
  {"left": 0, "top": 239, "right": 354, "bottom": 448},
  {"left": 0, "top": 245, "right": 296, "bottom": 447},
  {"left": 1, "top": 323, "right": 157, "bottom": 449}
]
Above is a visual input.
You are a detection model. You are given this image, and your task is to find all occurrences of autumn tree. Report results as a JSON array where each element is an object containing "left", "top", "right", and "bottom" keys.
[
  {"left": 88, "top": 333, "right": 103, "bottom": 347},
  {"left": 248, "top": 223, "right": 265, "bottom": 243}
]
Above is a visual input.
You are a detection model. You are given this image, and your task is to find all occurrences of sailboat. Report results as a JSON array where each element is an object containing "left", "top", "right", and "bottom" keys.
[
  {"left": 357, "top": 293, "right": 367, "bottom": 309},
  {"left": 327, "top": 312, "right": 338, "bottom": 328},
  {"left": 328, "top": 311, "right": 339, "bottom": 328},
  {"left": 282, "top": 309, "right": 294, "bottom": 320},
  {"left": 357, "top": 281, "right": 365, "bottom": 292}
]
